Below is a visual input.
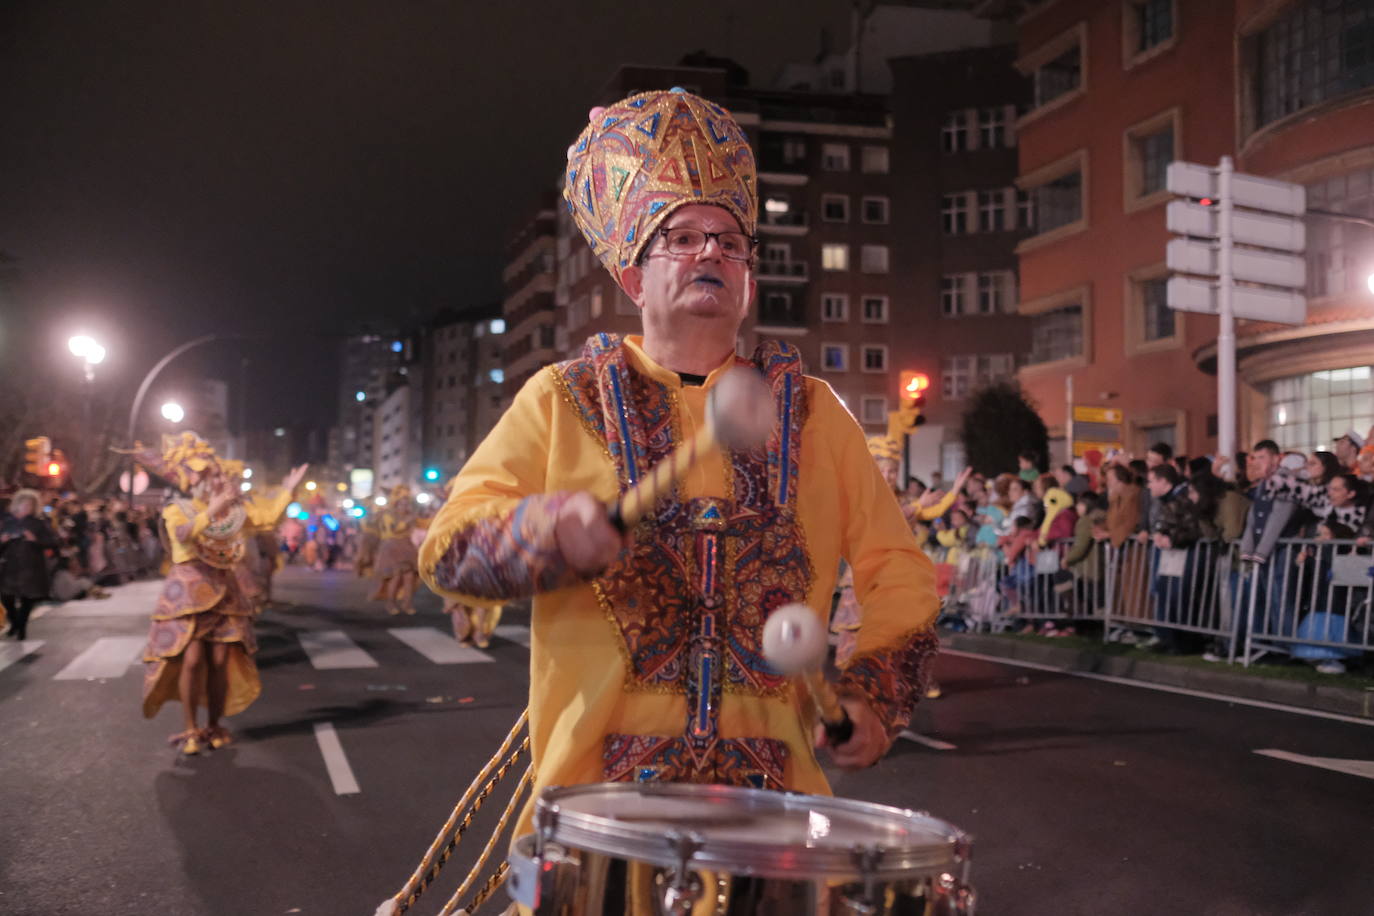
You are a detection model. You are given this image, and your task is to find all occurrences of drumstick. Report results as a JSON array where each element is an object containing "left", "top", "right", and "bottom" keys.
[
  {"left": 762, "top": 603, "right": 854, "bottom": 747},
  {"left": 607, "top": 368, "right": 774, "bottom": 533}
]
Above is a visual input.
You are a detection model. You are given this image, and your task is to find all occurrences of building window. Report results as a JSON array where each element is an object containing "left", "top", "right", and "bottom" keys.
[
  {"left": 860, "top": 245, "right": 889, "bottom": 274},
  {"left": 979, "top": 107, "right": 1006, "bottom": 148},
  {"left": 1142, "top": 276, "right": 1174, "bottom": 342},
  {"left": 1124, "top": 108, "right": 1180, "bottom": 208},
  {"left": 1017, "top": 189, "right": 1037, "bottom": 230},
  {"left": 861, "top": 145, "right": 890, "bottom": 173},
  {"left": 942, "top": 354, "right": 1016, "bottom": 399},
  {"left": 1028, "top": 305, "right": 1085, "bottom": 364},
  {"left": 1268, "top": 366, "right": 1374, "bottom": 452},
  {"left": 822, "top": 143, "right": 851, "bottom": 171},
  {"left": 861, "top": 396, "right": 888, "bottom": 425},
  {"left": 759, "top": 292, "right": 803, "bottom": 326},
  {"left": 821, "top": 194, "right": 850, "bottom": 222},
  {"left": 978, "top": 271, "right": 1016, "bottom": 314},
  {"left": 942, "top": 192, "right": 972, "bottom": 234},
  {"left": 861, "top": 196, "right": 890, "bottom": 224},
  {"left": 822, "top": 243, "right": 850, "bottom": 271},
  {"left": 1020, "top": 151, "right": 1087, "bottom": 242},
  {"left": 1124, "top": 0, "right": 1175, "bottom": 59},
  {"left": 942, "top": 110, "right": 970, "bottom": 152},
  {"left": 861, "top": 295, "right": 889, "bottom": 324},
  {"left": 978, "top": 189, "right": 1007, "bottom": 232},
  {"left": 1305, "top": 166, "right": 1374, "bottom": 299},
  {"left": 1252, "top": 0, "right": 1374, "bottom": 130},
  {"left": 822, "top": 293, "right": 849, "bottom": 322},
  {"left": 764, "top": 291, "right": 793, "bottom": 318},
  {"left": 821, "top": 343, "right": 849, "bottom": 372},
  {"left": 860, "top": 345, "right": 889, "bottom": 372},
  {"left": 590, "top": 286, "right": 603, "bottom": 318},
  {"left": 1031, "top": 39, "right": 1082, "bottom": 109},
  {"left": 941, "top": 274, "right": 971, "bottom": 316}
]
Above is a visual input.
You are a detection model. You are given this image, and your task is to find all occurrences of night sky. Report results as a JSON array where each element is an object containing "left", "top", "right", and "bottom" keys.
[{"left": 0, "top": 1, "right": 852, "bottom": 430}]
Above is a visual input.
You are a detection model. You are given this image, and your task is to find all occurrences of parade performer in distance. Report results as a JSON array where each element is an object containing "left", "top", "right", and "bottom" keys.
[
  {"left": 137, "top": 433, "right": 306, "bottom": 754},
  {"left": 372, "top": 484, "right": 427, "bottom": 615},
  {"left": 220, "top": 459, "right": 288, "bottom": 610},
  {"left": 419, "top": 88, "right": 940, "bottom": 834}
]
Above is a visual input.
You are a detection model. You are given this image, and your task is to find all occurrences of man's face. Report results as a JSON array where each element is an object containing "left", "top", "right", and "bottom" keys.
[
  {"left": 1145, "top": 450, "right": 1166, "bottom": 469},
  {"left": 1054, "top": 468, "right": 1071, "bottom": 487},
  {"left": 1251, "top": 448, "right": 1280, "bottom": 479},
  {"left": 621, "top": 204, "right": 755, "bottom": 336},
  {"left": 1335, "top": 437, "right": 1358, "bottom": 465},
  {"left": 1328, "top": 476, "right": 1354, "bottom": 507},
  {"left": 1147, "top": 473, "right": 1173, "bottom": 499}
]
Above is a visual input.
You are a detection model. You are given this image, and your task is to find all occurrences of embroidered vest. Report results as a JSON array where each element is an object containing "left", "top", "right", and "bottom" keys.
[{"left": 552, "top": 334, "right": 813, "bottom": 789}]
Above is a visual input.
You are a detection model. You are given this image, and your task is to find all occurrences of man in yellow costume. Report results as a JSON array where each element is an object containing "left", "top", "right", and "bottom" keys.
[
  {"left": 139, "top": 433, "right": 305, "bottom": 754},
  {"left": 420, "top": 89, "right": 938, "bottom": 816}
]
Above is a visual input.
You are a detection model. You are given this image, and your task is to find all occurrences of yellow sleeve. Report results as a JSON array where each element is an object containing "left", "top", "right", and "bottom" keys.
[
  {"left": 245, "top": 488, "right": 293, "bottom": 529},
  {"left": 418, "top": 369, "right": 581, "bottom": 606},
  {"left": 916, "top": 488, "right": 959, "bottom": 521}
]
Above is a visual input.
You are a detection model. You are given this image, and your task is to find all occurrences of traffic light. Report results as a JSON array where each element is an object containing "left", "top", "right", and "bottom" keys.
[
  {"left": 47, "top": 449, "right": 69, "bottom": 482},
  {"left": 424, "top": 468, "right": 440, "bottom": 482},
  {"left": 888, "top": 371, "right": 929, "bottom": 437},
  {"left": 24, "top": 437, "right": 51, "bottom": 476}
]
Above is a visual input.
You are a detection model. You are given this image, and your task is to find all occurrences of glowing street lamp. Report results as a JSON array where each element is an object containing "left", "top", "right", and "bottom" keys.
[
  {"left": 305, "top": 480, "right": 318, "bottom": 491},
  {"left": 375, "top": 495, "right": 388, "bottom": 507},
  {"left": 68, "top": 335, "right": 107, "bottom": 366},
  {"left": 160, "top": 401, "right": 185, "bottom": 423}
]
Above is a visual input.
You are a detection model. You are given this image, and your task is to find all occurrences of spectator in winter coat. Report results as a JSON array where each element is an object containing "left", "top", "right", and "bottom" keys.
[
  {"left": 1105, "top": 465, "right": 1143, "bottom": 548},
  {"left": 1, "top": 489, "right": 60, "bottom": 640}
]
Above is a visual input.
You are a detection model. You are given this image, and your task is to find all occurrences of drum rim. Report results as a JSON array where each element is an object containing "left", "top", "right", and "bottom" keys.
[{"left": 533, "top": 782, "right": 970, "bottom": 879}]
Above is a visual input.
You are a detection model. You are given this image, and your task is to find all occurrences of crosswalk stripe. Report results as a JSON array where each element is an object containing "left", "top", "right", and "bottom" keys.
[
  {"left": 900, "top": 730, "right": 957, "bottom": 751},
  {"left": 298, "top": 630, "right": 378, "bottom": 669},
  {"left": 53, "top": 636, "right": 146, "bottom": 680},
  {"left": 494, "top": 624, "right": 530, "bottom": 647},
  {"left": 1255, "top": 749, "right": 1374, "bottom": 781},
  {"left": 388, "top": 627, "right": 493, "bottom": 664},
  {"left": 0, "top": 640, "right": 44, "bottom": 675},
  {"left": 314, "top": 722, "right": 361, "bottom": 795}
]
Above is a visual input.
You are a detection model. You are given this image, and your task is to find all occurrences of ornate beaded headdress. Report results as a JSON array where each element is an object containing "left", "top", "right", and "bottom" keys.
[
  {"left": 563, "top": 87, "right": 757, "bottom": 286},
  {"left": 866, "top": 436, "right": 902, "bottom": 465},
  {"left": 123, "top": 431, "right": 219, "bottom": 492}
]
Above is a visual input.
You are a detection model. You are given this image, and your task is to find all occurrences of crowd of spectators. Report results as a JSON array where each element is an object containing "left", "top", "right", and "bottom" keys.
[
  {"left": 907, "top": 429, "right": 1374, "bottom": 675},
  {"left": 0, "top": 488, "right": 166, "bottom": 640}
]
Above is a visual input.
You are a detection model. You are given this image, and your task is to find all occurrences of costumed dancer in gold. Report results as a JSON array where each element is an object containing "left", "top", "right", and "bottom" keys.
[
  {"left": 416, "top": 88, "right": 941, "bottom": 859},
  {"left": 372, "top": 484, "right": 428, "bottom": 615},
  {"left": 137, "top": 433, "right": 306, "bottom": 754},
  {"left": 356, "top": 512, "right": 380, "bottom": 587},
  {"left": 219, "top": 459, "right": 288, "bottom": 611}
]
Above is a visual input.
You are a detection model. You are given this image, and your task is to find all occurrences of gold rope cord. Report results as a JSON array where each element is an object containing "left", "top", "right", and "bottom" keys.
[
  {"left": 439, "top": 763, "right": 535, "bottom": 915},
  {"left": 460, "top": 861, "right": 510, "bottom": 915},
  {"left": 387, "top": 709, "right": 530, "bottom": 913}
]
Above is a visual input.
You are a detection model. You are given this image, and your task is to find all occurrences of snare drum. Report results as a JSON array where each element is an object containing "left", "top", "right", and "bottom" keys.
[{"left": 507, "top": 782, "right": 974, "bottom": 915}]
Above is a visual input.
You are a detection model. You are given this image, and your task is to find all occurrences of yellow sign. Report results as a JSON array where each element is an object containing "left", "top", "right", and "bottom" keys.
[
  {"left": 1073, "top": 406, "right": 1123, "bottom": 424},
  {"left": 1073, "top": 440, "right": 1124, "bottom": 457}
]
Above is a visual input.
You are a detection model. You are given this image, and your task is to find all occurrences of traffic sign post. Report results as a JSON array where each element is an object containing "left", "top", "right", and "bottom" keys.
[{"left": 1166, "top": 157, "right": 1307, "bottom": 468}]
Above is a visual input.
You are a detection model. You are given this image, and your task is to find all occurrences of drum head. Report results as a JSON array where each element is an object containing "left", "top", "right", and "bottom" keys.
[{"left": 535, "top": 783, "right": 968, "bottom": 881}]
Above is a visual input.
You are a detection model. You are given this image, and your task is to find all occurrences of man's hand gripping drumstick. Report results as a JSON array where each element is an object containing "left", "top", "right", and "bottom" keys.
[
  {"left": 764, "top": 603, "right": 891, "bottom": 770},
  {"left": 554, "top": 368, "right": 775, "bottom": 575}
]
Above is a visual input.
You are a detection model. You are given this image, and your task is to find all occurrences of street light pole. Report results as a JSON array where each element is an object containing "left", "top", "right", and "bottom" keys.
[{"left": 125, "top": 334, "right": 220, "bottom": 504}]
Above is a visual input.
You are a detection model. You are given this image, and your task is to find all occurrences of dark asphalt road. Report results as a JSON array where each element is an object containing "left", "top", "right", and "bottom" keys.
[{"left": 2, "top": 567, "right": 1371, "bottom": 916}]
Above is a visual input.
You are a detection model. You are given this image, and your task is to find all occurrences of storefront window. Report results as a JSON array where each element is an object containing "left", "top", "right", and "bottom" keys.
[{"left": 1268, "top": 365, "right": 1374, "bottom": 451}]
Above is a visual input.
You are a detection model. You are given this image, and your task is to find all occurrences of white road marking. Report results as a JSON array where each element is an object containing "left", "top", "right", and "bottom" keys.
[
  {"left": 313, "top": 722, "right": 361, "bottom": 795},
  {"left": 0, "top": 640, "right": 44, "bottom": 674},
  {"left": 493, "top": 624, "right": 530, "bottom": 647},
  {"left": 40, "top": 579, "right": 165, "bottom": 618},
  {"left": 941, "top": 647, "right": 1374, "bottom": 729},
  {"left": 298, "top": 630, "right": 378, "bottom": 669},
  {"left": 53, "top": 636, "right": 145, "bottom": 680},
  {"left": 388, "top": 627, "right": 493, "bottom": 664},
  {"left": 1254, "top": 749, "right": 1374, "bottom": 781},
  {"left": 899, "top": 730, "right": 957, "bottom": 751}
]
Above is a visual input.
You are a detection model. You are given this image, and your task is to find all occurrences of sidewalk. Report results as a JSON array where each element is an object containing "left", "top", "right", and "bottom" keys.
[{"left": 944, "top": 631, "right": 1374, "bottom": 721}]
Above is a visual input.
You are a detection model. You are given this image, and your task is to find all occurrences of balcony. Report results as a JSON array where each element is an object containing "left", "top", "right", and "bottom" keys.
[
  {"left": 756, "top": 260, "right": 808, "bottom": 284},
  {"left": 758, "top": 209, "right": 809, "bottom": 236},
  {"left": 757, "top": 155, "right": 809, "bottom": 186},
  {"left": 755, "top": 295, "right": 808, "bottom": 329}
]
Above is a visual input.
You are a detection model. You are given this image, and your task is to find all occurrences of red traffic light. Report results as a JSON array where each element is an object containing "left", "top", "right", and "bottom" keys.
[
  {"left": 46, "top": 461, "right": 62, "bottom": 477},
  {"left": 900, "top": 371, "right": 930, "bottom": 399}
]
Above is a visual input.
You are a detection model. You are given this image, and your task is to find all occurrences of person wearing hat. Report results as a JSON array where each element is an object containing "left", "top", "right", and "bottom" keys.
[
  {"left": 1333, "top": 429, "right": 1365, "bottom": 472},
  {"left": 137, "top": 432, "right": 306, "bottom": 754},
  {"left": 419, "top": 89, "right": 938, "bottom": 823}
]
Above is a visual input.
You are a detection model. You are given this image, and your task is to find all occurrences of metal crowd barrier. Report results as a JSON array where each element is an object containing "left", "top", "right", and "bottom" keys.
[
  {"left": 1240, "top": 538, "right": 1373, "bottom": 666},
  {"left": 925, "top": 535, "right": 1372, "bottom": 666}
]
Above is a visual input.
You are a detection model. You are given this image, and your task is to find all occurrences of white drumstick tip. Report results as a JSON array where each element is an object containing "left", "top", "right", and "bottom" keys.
[
  {"left": 762, "top": 603, "right": 827, "bottom": 675},
  {"left": 710, "top": 368, "right": 775, "bottom": 450}
]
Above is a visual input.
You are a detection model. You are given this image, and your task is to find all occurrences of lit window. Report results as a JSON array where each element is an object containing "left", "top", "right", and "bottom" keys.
[
  {"left": 391, "top": 341, "right": 403, "bottom": 353},
  {"left": 861, "top": 146, "right": 890, "bottom": 173},
  {"left": 822, "top": 244, "right": 850, "bottom": 271},
  {"left": 821, "top": 143, "right": 851, "bottom": 171},
  {"left": 489, "top": 319, "right": 506, "bottom": 334},
  {"left": 821, "top": 344, "right": 849, "bottom": 372}
]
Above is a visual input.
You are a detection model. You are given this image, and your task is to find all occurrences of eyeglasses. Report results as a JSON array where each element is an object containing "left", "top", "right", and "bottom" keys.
[{"left": 653, "top": 227, "right": 757, "bottom": 262}]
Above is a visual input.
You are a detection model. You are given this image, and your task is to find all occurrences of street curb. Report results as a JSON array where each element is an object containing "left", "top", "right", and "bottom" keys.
[{"left": 944, "top": 632, "right": 1374, "bottom": 721}]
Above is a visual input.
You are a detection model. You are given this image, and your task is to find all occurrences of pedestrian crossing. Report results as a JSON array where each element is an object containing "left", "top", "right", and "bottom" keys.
[{"left": 1, "top": 624, "right": 531, "bottom": 683}]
